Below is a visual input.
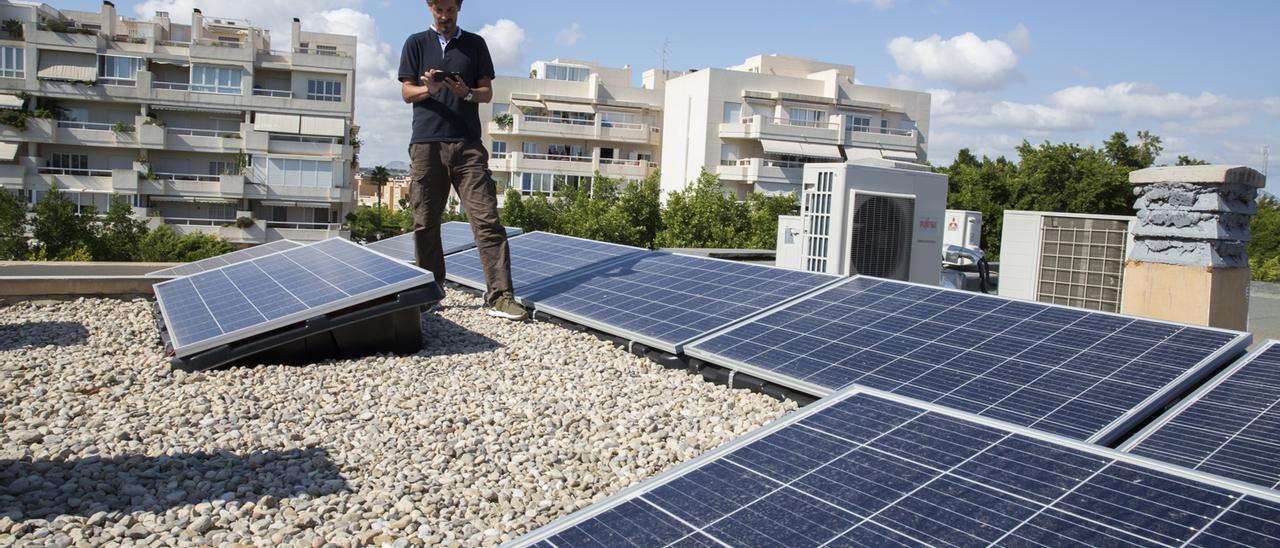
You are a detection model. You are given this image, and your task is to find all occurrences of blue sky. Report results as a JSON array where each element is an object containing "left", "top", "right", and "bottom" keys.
[{"left": 55, "top": 0, "right": 1280, "bottom": 193}]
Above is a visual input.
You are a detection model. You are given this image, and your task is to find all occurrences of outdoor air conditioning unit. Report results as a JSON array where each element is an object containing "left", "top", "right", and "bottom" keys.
[
  {"left": 779, "top": 161, "right": 948, "bottom": 285},
  {"left": 999, "top": 210, "right": 1135, "bottom": 313}
]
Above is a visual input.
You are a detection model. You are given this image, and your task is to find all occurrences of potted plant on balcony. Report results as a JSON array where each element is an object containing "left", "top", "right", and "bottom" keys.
[
  {"left": 234, "top": 216, "right": 254, "bottom": 229},
  {"left": 2, "top": 20, "right": 23, "bottom": 40},
  {"left": 112, "top": 121, "right": 135, "bottom": 134},
  {"left": 493, "top": 112, "right": 513, "bottom": 131},
  {"left": 0, "top": 110, "right": 27, "bottom": 131}
]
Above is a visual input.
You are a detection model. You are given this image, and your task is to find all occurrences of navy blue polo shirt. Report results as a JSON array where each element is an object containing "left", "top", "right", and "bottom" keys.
[{"left": 397, "top": 28, "right": 495, "bottom": 143}]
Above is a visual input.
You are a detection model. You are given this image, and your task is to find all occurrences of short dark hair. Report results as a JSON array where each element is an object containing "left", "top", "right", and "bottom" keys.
[{"left": 426, "top": 0, "right": 463, "bottom": 5}]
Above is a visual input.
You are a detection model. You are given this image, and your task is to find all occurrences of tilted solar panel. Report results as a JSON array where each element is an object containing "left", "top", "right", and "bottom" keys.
[
  {"left": 686, "top": 276, "right": 1250, "bottom": 444},
  {"left": 147, "top": 239, "right": 302, "bottom": 277},
  {"left": 445, "top": 232, "right": 647, "bottom": 297},
  {"left": 525, "top": 252, "right": 839, "bottom": 352},
  {"left": 1121, "top": 341, "right": 1280, "bottom": 489},
  {"left": 364, "top": 222, "right": 524, "bottom": 263},
  {"left": 154, "top": 238, "right": 433, "bottom": 357},
  {"left": 514, "top": 387, "right": 1280, "bottom": 548}
]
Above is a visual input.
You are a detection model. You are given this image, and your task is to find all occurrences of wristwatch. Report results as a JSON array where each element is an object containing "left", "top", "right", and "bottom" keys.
[{"left": 463, "top": 89, "right": 475, "bottom": 102}]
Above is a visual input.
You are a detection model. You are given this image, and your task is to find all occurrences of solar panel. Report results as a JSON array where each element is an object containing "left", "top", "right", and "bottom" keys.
[
  {"left": 364, "top": 222, "right": 524, "bottom": 263},
  {"left": 524, "top": 253, "right": 839, "bottom": 352},
  {"left": 1121, "top": 341, "right": 1280, "bottom": 489},
  {"left": 515, "top": 387, "right": 1280, "bottom": 548},
  {"left": 445, "top": 232, "right": 647, "bottom": 297},
  {"left": 147, "top": 240, "right": 302, "bottom": 277},
  {"left": 154, "top": 238, "right": 434, "bottom": 357},
  {"left": 686, "top": 276, "right": 1250, "bottom": 444}
]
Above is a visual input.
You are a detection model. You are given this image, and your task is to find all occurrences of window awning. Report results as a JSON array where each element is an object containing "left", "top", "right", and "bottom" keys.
[
  {"left": 510, "top": 98, "right": 543, "bottom": 109},
  {"left": 0, "top": 95, "right": 24, "bottom": 109},
  {"left": 149, "top": 196, "right": 239, "bottom": 204},
  {"left": 259, "top": 200, "right": 296, "bottom": 207},
  {"left": 296, "top": 201, "right": 332, "bottom": 208},
  {"left": 37, "top": 50, "right": 97, "bottom": 82},
  {"left": 255, "top": 113, "right": 300, "bottom": 134},
  {"left": 760, "top": 139, "right": 843, "bottom": 160},
  {"left": 0, "top": 142, "right": 18, "bottom": 161},
  {"left": 543, "top": 101, "right": 594, "bottom": 114},
  {"left": 151, "top": 58, "right": 191, "bottom": 67},
  {"left": 299, "top": 116, "right": 345, "bottom": 137}
]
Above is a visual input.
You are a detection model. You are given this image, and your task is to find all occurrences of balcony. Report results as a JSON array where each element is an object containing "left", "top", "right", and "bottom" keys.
[
  {"left": 36, "top": 166, "right": 115, "bottom": 192},
  {"left": 140, "top": 173, "right": 245, "bottom": 199},
  {"left": 719, "top": 115, "right": 841, "bottom": 143},
  {"left": 0, "top": 118, "right": 56, "bottom": 144},
  {"left": 493, "top": 115, "right": 660, "bottom": 145},
  {"left": 0, "top": 163, "right": 27, "bottom": 186},
  {"left": 166, "top": 218, "right": 267, "bottom": 245},
  {"left": 190, "top": 38, "right": 254, "bottom": 63},
  {"left": 266, "top": 223, "right": 346, "bottom": 243},
  {"left": 597, "top": 158, "right": 655, "bottom": 180},
  {"left": 715, "top": 158, "right": 803, "bottom": 187},
  {"left": 267, "top": 134, "right": 343, "bottom": 156},
  {"left": 842, "top": 127, "right": 920, "bottom": 152},
  {"left": 32, "top": 26, "right": 102, "bottom": 50},
  {"left": 252, "top": 88, "right": 293, "bottom": 99},
  {"left": 165, "top": 127, "right": 243, "bottom": 153},
  {"left": 244, "top": 183, "right": 349, "bottom": 203},
  {"left": 291, "top": 47, "right": 354, "bottom": 71}
]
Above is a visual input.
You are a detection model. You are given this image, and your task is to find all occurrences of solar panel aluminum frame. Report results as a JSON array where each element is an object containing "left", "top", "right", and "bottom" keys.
[
  {"left": 528, "top": 252, "right": 845, "bottom": 354},
  {"left": 508, "top": 385, "right": 1280, "bottom": 547},
  {"left": 443, "top": 232, "right": 650, "bottom": 305},
  {"left": 154, "top": 239, "right": 437, "bottom": 358},
  {"left": 364, "top": 222, "right": 525, "bottom": 263},
  {"left": 146, "top": 239, "right": 303, "bottom": 278},
  {"left": 683, "top": 275, "right": 1252, "bottom": 446},
  {"left": 1118, "top": 340, "right": 1280, "bottom": 453}
]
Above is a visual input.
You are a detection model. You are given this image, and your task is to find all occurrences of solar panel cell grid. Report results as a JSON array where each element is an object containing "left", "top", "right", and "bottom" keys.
[
  {"left": 147, "top": 239, "right": 302, "bottom": 277},
  {"left": 365, "top": 222, "right": 524, "bottom": 263},
  {"left": 1123, "top": 342, "right": 1280, "bottom": 490},
  {"left": 686, "top": 276, "right": 1248, "bottom": 443},
  {"left": 445, "top": 232, "right": 647, "bottom": 294},
  {"left": 516, "top": 389, "right": 1280, "bottom": 548}
]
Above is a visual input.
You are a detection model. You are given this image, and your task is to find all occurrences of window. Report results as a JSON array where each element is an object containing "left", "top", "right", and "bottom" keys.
[
  {"left": 491, "top": 141, "right": 507, "bottom": 155},
  {"left": 315, "top": 45, "right": 338, "bottom": 56},
  {"left": 98, "top": 55, "right": 142, "bottom": 85},
  {"left": 191, "top": 65, "right": 242, "bottom": 94},
  {"left": 519, "top": 172, "right": 557, "bottom": 195},
  {"left": 880, "top": 119, "right": 889, "bottom": 134},
  {"left": 51, "top": 153, "right": 89, "bottom": 170},
  {"left": 306, "top": 79, "right": 342, "bottom": 102},
  {"left": 544, "top": 64, "right": 589, "bottom": 82},
  {"left": 600, "top": 111, "right": 638, "bottom": 128},
  {"left": 209, "top": 161, "right": 232, "bottom": 175},
  {"left": 547, "top": 144, "right": 584, "bottom": 158},
  {"left": 217, "top": 36, "right": 240, "bottom": 45},
  {"left": 0, "top": 46, "right": 24, "bottom": 78},
  {"left": 847, "top": 115, "right": 872, "bottom": 133},
  {"left": 313, "top": 207, "right": 329, "bottom": 223},
  {"left": 522, "top": 142, "right": 537, "bottom": 155},
  {"left": 722, "top": 102, "right": 742, "bottom": 124},
  {"left": 266, "top": 158, "right": 336, "bottom": 188},
  {"left": 788, "top": 107, "right": 825, "bottom": 128}
]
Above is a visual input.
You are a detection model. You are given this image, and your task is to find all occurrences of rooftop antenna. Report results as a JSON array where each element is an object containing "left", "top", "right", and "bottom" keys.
[{"left": 660, "top": 38, "right": 670, "bottom": 80}]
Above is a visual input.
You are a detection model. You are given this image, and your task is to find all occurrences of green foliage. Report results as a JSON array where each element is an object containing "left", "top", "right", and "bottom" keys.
[
  {"left": 0, "top": 109, "right": 28, "bottom": 130},
  {"left": 91, "top": 195, "right": 147, "bottom": 261},
  {"left": 343, "top": 204, "right": 402, "bottom": 244},
  {"left": 441, "top": 196, "right": 468, "bottom": 223},
  {"left": 1176, "top": 155, "right": 1209, "bottom": 166},
  {"left": 655, "top": 169, "right": 795, "bottom": 249},
  {"left": 2, "top": 19, "right": 23, "bottom": 39},
  {"left": 1103, "top": 130, "right": 1162, "bottom": 170},
  {"left": 493, "top": 112, "right": 513, "bottom": 129},
  {"left": 112, "top": 121, "right": 134, "bottom": 134},
  {"left": 368, "top": 165, "right": 391, "bottom": 209},
  {"left": 234, "top": 216, "right": 254, "bottom": 229},
  {"left": 1251, "top": 193, "right": 1280, "bottom": 282},
  {"left": 500, "top": 171, "right": 664, "bottom": 248},
  {"left": 30, "top": 188, "right": 97, "bottom": 260},
  {"left": 0, "top": 190, "right": 27, "bottom": 260},
  {"left": 136, "top": 225, "right": 234, "bottom": 262}
]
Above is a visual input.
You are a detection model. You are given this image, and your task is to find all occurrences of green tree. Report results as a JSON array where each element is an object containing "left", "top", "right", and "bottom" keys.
[
  {"left": 655, "top": 169, "right": 747, "bottom": 248},
  {"left": 343, "top": 205, "right": 402, "bottom": 243},
  {"left": 1103, "top": 130, "right": 1162, "bottom": 170},
  {"left": 0, "top": 190, "right": 27, "bottom": 259},
  {"left": 174, "top": 232, "right": 234, "bottom": 261},
  {"left": 1250, "top": 193, "right": 1280, "bottom": 282},
  {"left": 30, "top": 188, "right": 97, "bottom": 259},
  {"left": 440, "top": 196, "right": 468, "bottom": 223},
  {"left": 937, "top": 149, "right": 1018, "bottom": 258},
  {"left": 613, "top": 171, "right": 662, "bottom": 248},
  {"left": 740, "top": 192, "right": 799, "bottom": 250},
  {"left": 92, "top": 195, "right": 148, "bottom": 261},
  {"left": 368, "top": 165, "right": 391, "bottom": 209},
  {"left": 137, "top": 224, "right": 181, "bottom": 262},
  {"left": 1176, "top": 155, "right": 1209, "bottom": 166}
]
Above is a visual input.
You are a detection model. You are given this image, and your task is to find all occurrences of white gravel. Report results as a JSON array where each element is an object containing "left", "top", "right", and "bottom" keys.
[{"left": 0, "top": 293, "right": 796, "bottom": 546}]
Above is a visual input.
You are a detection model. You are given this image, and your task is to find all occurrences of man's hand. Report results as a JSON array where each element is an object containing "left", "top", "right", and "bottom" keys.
[
  {"left": 443, "top": 74, "right": 470, "bottom": 100},
  {"left": 421, "top": 70, "right": 447, "bottom": 95}
]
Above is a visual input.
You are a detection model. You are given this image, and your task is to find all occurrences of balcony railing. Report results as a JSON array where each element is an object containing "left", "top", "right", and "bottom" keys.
[
  {"left": 38, "top": 166, "right": 113, "bottom": 177},
  {"left": 492, "top": 152, "right": 509, "bottom": 159},
  {"left": 153, "top": 81, "right": 191, "bottom": 91},
  {"left": 99, "top": 78, "right": 137, "bottom": 87},
  {"left": 267, "top": 221, "right": 342, "bottom": 230},
  {"left": 523, "top": 115, "right": 594, "bottom": 127},
  {"left": 846, "top": 127, "right": 916, "bottom": 137},
  {"left": 57, "top": 121, "right": 115, "bottom": 131},
  {"left": 155, "top": 172, "right": 221, "bottom": 182},
  {"left": 600, "top": 121, "right": 644, "bottom": 131},
  {"left": 599, "top": 158, "right": 646, "bottom": 167},
  {"left": 725, "top": 158, "right": 804, "bottom": 169},
  {"left": 158, "top": 40, "right": 191, "bottom": 48},
  {"left": 194, "top": 38, "right": 244, "bottom": 49},
  {"left": 164, "top": 217, "right": 235, "bottom": 226},
  {"left": 294, "top": 47, "right": 347, "bottom": 57},
  {"left": 166, "top": 127, "right": 225, "bottom": 138},
  {"left": 523, "top": 153, "right": 592, "bottom": 162},
  {"left": 269, "top": 134, "right": 340, "bottom": 144},
  {"left": 252, "top": 88, "right": 292, "bottom": 98},
  {"left": 745, "top": 116, "right": 840, "bottom": 130}
]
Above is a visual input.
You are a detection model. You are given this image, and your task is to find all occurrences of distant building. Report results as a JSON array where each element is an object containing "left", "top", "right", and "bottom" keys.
[
  {"left": 0, "top": 0, "right": 358, "bottom": 243},
  {"left": 479, "top": 59, "right": 665, "bottom": 202},
  {"left": 355, "top": 172, "right": 409, "bottom": 212},
  {"left": 660, "top": 54, "right": 931, "bottom": 198}
]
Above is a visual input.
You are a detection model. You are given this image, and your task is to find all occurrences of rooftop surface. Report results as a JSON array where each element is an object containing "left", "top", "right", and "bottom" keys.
[{"left": 0, "top": 293, "right": 794, "bottom": 545}]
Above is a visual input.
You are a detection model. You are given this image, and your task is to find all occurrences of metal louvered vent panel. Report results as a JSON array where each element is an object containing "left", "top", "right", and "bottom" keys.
[
  {"left": 849, "top": 193, "right": 914, "bottom": 281},
  {"left": 1037, "top": 215, "right": 1129, "bottom": 312}
]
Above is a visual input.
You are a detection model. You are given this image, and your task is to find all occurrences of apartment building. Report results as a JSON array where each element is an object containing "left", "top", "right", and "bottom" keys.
[
  {"left": 0, "top": 0, "right": 357, "bottom": 244},
  {"left": 355, "top": 172, "right": 409, "bottom": 212},
  {"left": 660, "top": 54, "right": 931, "bottom": 198},
  {"left": 479, "top": 59, "right": 665, "bottom": 200}
]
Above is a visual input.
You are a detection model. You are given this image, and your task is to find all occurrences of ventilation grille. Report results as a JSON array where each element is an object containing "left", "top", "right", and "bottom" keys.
[
  {"left": 849, "top": 193, "right": 914, "bottom": 281},
  {"left": 803, "top": 171, "right": 835, "bottom": 273},
  {"left": 1037, "top": 216, "right": 1129, "bottom": 312}
]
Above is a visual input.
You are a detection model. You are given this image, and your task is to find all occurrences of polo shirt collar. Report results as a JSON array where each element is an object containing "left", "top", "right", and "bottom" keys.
[{"left": 430, "top": 25, "right": 462, "bottom": 43}]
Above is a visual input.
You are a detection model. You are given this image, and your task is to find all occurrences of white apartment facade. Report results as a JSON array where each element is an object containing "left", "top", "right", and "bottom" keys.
[
  {"left": 660, "top": 54, "right": 931, "bottom": 198},
  {"left": 355, "top": 172, "right": 409, "bottom": 212},
  {"left": 479, "top": 59, "right": 664, "bottom": 200},
  {"left": 0, "top": 0, "right": 358, "bottom": 244}
]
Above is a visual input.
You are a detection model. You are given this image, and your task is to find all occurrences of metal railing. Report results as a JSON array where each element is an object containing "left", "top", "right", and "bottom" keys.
[
  {"left": 725, "top": 158, "right": 804, "bottom": 169},
  {"left": 600, "top": 121, "right": 644, "bottom": 131},
  {"left": 38, "top": 166, "right": 112, "bottom": 177},
  {"left": 155, "top": 172, "right": 221, "bottom": 182},
  {"left": 743, "top": 116, "right": 840, "bottom": 130},
  {"left": 153, "top": 81, "right": 191, "bottom": 91},
  {"left": 98, "top": 78, "right": 136, "bottom": 87},
  {"left": 294, "top": 47, "right": 347, "bottom": 57},
  {"left": 252, "top": 88, "right": 292, "bottom": 98},
  {"left": 56, "top": 121, "right": 114, "bottom": 131},
  {"left": 491, "top": 152, "right": 508, "bottom": 159},
  {"left": 157, "top": 40, "right": 191, "bottom": 48},
  {"left": 523, "top": 114, "right": 594, "bottom": 127},
  {"left": 269, "top": 134, "right": 339, "bottom": 144},
  {"left": 846, "top": 127, "right": 916, "bottom": 137},
  {"left": 523, "top": 153, "right": 592, "bottom": 162},
  {"left": 193, "top": 38, "right": 244, "bottom": 48},
  {"left": 166, "top": 127, "right": 225, "bottom": 138},
  {"left": 599, "top": 158, "right": 645, "bottom": 167},
  {"left": 266, "top": 221, "right": 342, "bottom": 230},
  {"left": 164, "top": 217, "right": 235, "bottom": 226}
]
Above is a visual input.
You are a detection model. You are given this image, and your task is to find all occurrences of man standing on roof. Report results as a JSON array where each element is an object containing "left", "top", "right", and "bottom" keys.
[{"left": 397, "top": 0, "right": 526, "bottom": 321}]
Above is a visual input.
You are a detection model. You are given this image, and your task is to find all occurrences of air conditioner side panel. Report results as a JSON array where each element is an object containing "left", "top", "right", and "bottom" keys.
[{"left": 999, "top": 211, "right": 1044, "bottom": 300}]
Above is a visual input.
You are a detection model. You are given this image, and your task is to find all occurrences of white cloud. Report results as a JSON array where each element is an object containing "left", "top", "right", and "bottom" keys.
[
  {"left": 1005, "top": 23, "right": 1030, "bottom": 52},
  {"left": 930, "top": 89, "right": 1093, "bottom": 131},
  {"left": 477, "top": 19, "right": 526, "bottom": 69},
  {"left": 887, "top": 32, "right": 1020, "bottom": 90},
  {"left": 886, "top": 73, "right": 916, "bottom": 90},
  {"left": 849, "top": 0, "right": 896, "bottom": 9},
  {"left": 1048, "top": 83, "right": 1239, "bottom": 121},
  {"left": 1261, "top": 97, "right": 1280, "bottom": 116},
  {"left": 555, "top": 23, "right": 582, "bottom": 47}
]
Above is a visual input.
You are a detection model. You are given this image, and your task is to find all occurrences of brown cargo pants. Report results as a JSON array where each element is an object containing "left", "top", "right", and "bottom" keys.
[{"left": 408, "top": 141, "right": 513, "bottom": 304}]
